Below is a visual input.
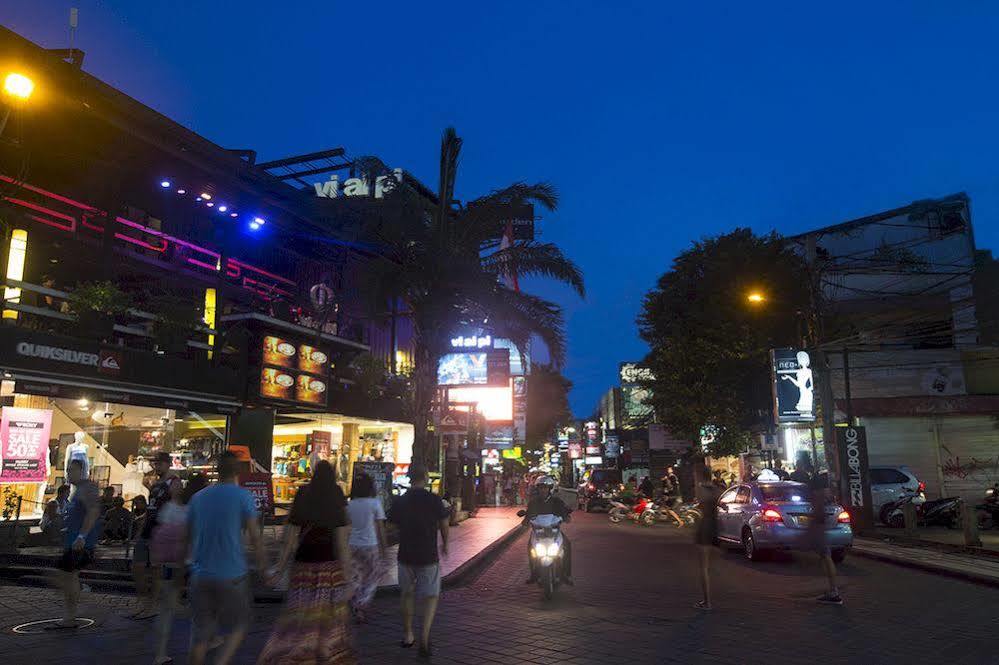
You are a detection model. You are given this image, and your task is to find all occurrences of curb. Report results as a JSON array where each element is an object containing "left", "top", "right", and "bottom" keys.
[
  {"left": 374, "top": 520, "right": 527, "bottom": 597},
  {"left": 851, "top": 546, "right": 999, "bottom": 589}
]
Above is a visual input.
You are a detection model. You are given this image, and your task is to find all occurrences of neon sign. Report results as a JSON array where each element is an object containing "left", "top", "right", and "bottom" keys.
[{"left": 0, "top": 175, "right": 296, "bottom": 298}]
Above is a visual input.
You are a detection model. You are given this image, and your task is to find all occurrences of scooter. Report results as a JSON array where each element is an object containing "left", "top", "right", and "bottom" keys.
[
  {"left": 883, "top": 490, "right": 962, "bottom": 529},
  {"left": 976, "top": 483, "right": 999, "bottom": 530},
  {"left": 518, "top": 510, "right": 566, "bottom": 600},
  {"left": 608, "top": 496, "right": 655, "bottom": 525}
]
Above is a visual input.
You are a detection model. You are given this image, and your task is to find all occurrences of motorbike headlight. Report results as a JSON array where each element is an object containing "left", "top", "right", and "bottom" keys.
[
  {"left": 533, "top": 544, "right": 546, "bottom": 558},
  {"left": 546, "top": 542, "right": 561, "bottom": 557}
]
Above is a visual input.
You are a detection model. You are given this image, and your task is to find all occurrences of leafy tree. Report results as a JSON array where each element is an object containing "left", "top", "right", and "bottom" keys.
[
  {"left": 637, "top": 229, "right": 808, "bottom": 456},
  {"left": 353, "top": 128, "right": 584, "bottom": 465},
  {"left": 525, "top": 364, "right": 574, "bottom": 456}
]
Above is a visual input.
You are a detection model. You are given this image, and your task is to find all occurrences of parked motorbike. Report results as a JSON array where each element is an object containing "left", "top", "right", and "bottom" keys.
[
  {"left": 882, "top": 489, "right": 962, "bottom": 529},
  {"left": 976, "top": 483, "right": 999, "bottom": 530},
  {"left": 518, "top": 510, "right": 566, "bottom": 600}
]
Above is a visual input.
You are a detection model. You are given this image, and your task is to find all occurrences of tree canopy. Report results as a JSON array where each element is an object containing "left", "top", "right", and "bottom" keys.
[
  {"left": 525, "top": 363, "right": 573, "bottom": 453},
  {"left": 637, "top": 229, "right": 809, "bottom": 456}
]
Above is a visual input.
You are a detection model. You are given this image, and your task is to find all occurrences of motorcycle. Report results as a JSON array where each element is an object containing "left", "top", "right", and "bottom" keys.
[
  {"left": 976, "top": 483, "right": 999, "bottom": 530},
  {"left": 608, "top": 496, "right": 656, "bottom": 525},
  {"left": 518, "top": 510, "right": 566, "bottom": 600},
  {"left": 882, "top": 489, "right": 962, "bottom": 529}
]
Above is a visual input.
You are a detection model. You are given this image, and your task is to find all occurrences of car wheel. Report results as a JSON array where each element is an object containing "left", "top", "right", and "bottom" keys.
[
  {"left": 742, "top": 529, "right": 762, "bottom": 561},
  {"left": 831, "top": 548, "right": 847, "bottom": 564},
  {"left": 977, "top": 511, "right": 994, "bottom": 531},
  {"left": 879, "top": 504, "right": 895, "bottom": 526},
  {"left": 887, "top": 511, "right": 905, "bottom": 529}
]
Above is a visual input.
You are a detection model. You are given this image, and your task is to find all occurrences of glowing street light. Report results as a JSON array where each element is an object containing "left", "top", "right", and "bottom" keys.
[
  {"left": 747, "top": 291, "right": 766, "bottom": 304},
  {"left": 2, "top": 72, "right": 34, "bottom": 101}
]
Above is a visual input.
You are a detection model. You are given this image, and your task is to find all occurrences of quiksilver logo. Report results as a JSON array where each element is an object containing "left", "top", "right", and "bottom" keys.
[
  {"left": 16, "top": 342, "right": 98, "bottom": 367},
  {"left": 101, "top": 355, "right": 120, "bottom": 370}
]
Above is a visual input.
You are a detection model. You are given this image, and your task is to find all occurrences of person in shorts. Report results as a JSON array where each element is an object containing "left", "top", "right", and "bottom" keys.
[
  {"left": 387, "top": 465, "right": 450, "bottom": 658},
  {"left": 186, "top": 452, "right": 264, "bottom": 665},
  {"left": 49, "top": 459, "right": 100, "bottom": 630}
]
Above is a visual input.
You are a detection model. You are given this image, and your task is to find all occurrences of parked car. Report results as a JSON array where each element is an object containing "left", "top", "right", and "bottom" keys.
[
  {"left": 578, "top": 468, "right": 622, "bottom": 512},
  {"left": 715, "top": 481, "right": 853, "bottom": 562},
  {"left": 869, "top": 466, "right": 922, "bottom": 521}
]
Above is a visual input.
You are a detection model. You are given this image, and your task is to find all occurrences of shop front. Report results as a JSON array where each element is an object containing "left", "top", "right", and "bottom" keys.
[{"left": 0, "top": 326, "right": 242, "bottom": 517}]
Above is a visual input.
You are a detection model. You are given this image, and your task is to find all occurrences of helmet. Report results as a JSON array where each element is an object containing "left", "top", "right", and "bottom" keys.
[{"left": 534, "top": 475, "right": 556, "bottom": 497}]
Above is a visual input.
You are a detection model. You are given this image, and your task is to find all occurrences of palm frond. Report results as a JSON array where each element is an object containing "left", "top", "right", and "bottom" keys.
[
  {"left": 471, "top": 182, "right": 559, "bottom": 212},
  {"left": 482, "top": 242, "right": 585, "bottom": 297},
  {"left": 436, "top": 127, "right": 462, "bottom": 232}
]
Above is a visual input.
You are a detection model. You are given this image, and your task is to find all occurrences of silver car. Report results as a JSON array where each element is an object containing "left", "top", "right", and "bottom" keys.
[{"left": 716, "top": 481, "right": 853, "bottom": 562}]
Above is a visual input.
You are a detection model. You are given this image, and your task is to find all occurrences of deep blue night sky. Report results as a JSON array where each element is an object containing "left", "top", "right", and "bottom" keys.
[{"left": 4, "top": 2, "right": 999, "bottom": 416}]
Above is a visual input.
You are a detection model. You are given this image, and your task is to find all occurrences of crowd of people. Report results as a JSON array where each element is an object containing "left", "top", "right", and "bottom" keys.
[{"left": 45, "top": 451, "right": 453, "bottom": 664}]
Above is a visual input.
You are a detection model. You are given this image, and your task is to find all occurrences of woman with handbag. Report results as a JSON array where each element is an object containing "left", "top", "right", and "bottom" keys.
[
  {"left": 151, "top": 473, "right": 208, "bottom": 665},
  {"left": 258, "top": 460, "right": 355, "bottom": 664}
]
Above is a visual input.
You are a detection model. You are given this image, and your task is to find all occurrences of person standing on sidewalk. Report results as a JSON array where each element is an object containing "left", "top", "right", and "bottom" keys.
[
  {"left": 47, "top": 459, "right": 100, "bottom": 630},
  {"left": 132, "top": 451, "right": 174, "bottom": 619},
  {"left": 257, "top": 460, "right": 355, "bottom": 664},
  {"left": 693, "top": 464, "right": 720, "bottom": 611},
  {"left": 388, "top": 465, "right": 450, "bottom": 659},
  {"left": 347, "top": 472, "right": 387, "bottom": 623},
  {"left": 186, "top": 452, "right": 265, "bottom": 665}
]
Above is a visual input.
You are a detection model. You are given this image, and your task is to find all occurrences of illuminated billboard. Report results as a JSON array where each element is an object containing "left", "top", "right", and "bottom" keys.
[
  {"left": 259, "top": 334, "right": 329, "bottom": 407},
  {"left": 438, "top": 350, "right": 510, "bottom": 386},
  {"left": 447, "top": 383, "right": 513, "bottom": 421}
]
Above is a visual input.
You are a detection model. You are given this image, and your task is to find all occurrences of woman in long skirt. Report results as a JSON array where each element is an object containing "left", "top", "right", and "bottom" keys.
[
  {"left": 258, "top": 461, "right": 355, "bottom": 664},
  {"left": 346, "top": 473, "right": 387, "bottom": 622}
]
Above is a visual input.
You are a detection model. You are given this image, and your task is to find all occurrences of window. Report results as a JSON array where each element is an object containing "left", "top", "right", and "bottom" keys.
[
  {"left": 719, "top": 488, "right": 738, "bottom": 504},
  {"left": 870, "top": 468, "right": 910, "bottom": 485},
  {"left": 735, "top": 487, "right": 752, "bottom": 504}
]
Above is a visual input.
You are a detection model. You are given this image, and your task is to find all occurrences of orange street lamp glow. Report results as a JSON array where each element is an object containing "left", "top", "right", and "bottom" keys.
[
  {"left": 3, "top": 72, "right": 35, "bottom": 100},
  {"left": 747, "top": 292, "right": 766, "bottom": 304}
]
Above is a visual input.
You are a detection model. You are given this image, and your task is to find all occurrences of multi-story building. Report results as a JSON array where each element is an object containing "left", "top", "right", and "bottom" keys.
[
  {"left": 0, "top": 26, "right": 418, "bottom": 515},
  {"left": 788, "top": 193, "right": 999, "bottom": 500}
]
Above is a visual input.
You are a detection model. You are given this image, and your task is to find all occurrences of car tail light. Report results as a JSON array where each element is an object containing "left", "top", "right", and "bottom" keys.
[
  {"left": 918, "top": 482, "right": 925, "bottom": 492},
  {"left": 837, "top": 510, "right": 851, "bottom": 524},
  {"left": 762, "top": 507, "right": 783, "bottom": 522}
]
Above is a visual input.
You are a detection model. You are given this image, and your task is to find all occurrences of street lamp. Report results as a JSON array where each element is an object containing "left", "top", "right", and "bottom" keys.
[
  {"left": 746, "top": 291, "right": 766, "bottom": 304},
  {"left": 1, "top": 71, "right": 36, "bottom": 137}
]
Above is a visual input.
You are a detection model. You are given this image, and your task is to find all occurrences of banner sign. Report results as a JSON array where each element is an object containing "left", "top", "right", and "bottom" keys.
[
  {"left": 835, "top": 426, "right": 873, "bottom": 529},
  {"left": 772, "top": 348, "right": 816, "bottom": 423},
  {"left": 259, "top": 334, "right": 329, "bottom": 407},
  {"left": 238, "top": 472, "right": 275, "bottom": 515},
  {"left": 0, "top": 407, "right": 52, "bottom": 483}
]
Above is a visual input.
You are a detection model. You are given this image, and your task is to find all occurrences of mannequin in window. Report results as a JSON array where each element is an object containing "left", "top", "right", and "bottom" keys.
[{"left": 64, "top": 431, "right": 90, "bottom": 480}]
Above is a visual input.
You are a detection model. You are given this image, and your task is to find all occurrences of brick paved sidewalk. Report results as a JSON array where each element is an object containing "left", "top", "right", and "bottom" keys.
[
  {"left": 377, "top": 506, "right": 522, "bottom": 588},
  {"left": 854, "top": 536, "right": 999, "bottom": 586}
]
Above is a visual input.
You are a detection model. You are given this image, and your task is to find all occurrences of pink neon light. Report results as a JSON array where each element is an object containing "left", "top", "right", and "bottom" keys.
[
  {"left": 4, "top": 197, "right": 77, "bottom": 232},
  {"left": 2, "top": 173, "right": 299, "bottom": 297}
]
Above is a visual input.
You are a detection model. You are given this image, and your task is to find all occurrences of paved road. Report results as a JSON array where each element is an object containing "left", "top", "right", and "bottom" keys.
[{"left": 1, "top": 511, "right": 997, "bottom": 664}]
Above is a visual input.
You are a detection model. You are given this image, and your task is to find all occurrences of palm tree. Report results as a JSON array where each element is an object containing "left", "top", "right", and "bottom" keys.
[{"left": 354, "top": 127, "right": 585, "bottom": 465}]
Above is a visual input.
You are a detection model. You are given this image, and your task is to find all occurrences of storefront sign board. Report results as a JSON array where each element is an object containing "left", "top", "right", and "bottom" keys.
[
  {"left": 0, "top": 407, "right": 52, "bottom": 483},
  {"left": 239, "top": 472, "right": 275, "bottom": 516},
  {"left": 353, "top": 461, "right": 396, "bottom": 511},
  {"left": 835, "top": 426, "right": 873, "bottom": 529}
]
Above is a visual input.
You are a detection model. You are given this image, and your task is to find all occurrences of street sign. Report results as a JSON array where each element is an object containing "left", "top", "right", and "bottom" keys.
[{"left": 437, "top": 410, "right": 469, "bottom": 435}]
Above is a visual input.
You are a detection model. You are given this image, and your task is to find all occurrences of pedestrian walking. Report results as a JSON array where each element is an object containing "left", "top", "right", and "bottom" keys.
[
  {"left": 151, "top": 473, "right": 207, "bottom": 665},
  {"left": 808, "top": 474, "right": 843, "bottom": 605},
  {"left": 187, "top": 452, "right": 266, "bottom": 665},
  {"left": 47, "top": 459, "right": 100, "bottom": 630},
  {"left": 347, "top": 472, "right": 387, "bottom": 623},
  {"left": 257, "top": 460, "right": 355, "bottom": 664},
  {"left": 132, "top": 451, "right": 174, "bottom": 619},
  {"left": 693, "top": 464, "right": 720, "bottom": 611},
  {"left": 387, "top": 465, "right": 450, "bottom": 659}
]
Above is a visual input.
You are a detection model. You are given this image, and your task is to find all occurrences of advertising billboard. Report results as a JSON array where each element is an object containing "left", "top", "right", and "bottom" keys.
[
  {"left": 259, "top": 334, "right": 330, "bottom": 407},
  {"left": 836, "top": 426, "right": 873, "bottom": 529},
  {"left": 771, "top": 348, "right": 816, "bottom": 423},
  {"left": 447, "top": 384, "right": 513, "bottom": 421},
  {"left": 0, "top": 407, "right": 52, "bottom": 483},
  {"left": 438, "top": 349, "right": 510, "bottom": 386}
]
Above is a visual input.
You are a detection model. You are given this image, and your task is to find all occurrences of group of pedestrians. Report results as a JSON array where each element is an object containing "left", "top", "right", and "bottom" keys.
[{"left": 48, "top": 451, "right": 452, "bottom": 664}]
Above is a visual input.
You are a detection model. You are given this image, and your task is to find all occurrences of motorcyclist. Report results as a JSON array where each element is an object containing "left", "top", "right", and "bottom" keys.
[{"left": 524, "top": 475, "right": 573, "bottom": 585}]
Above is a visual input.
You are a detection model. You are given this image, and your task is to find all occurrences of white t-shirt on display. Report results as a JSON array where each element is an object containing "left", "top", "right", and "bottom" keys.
[{"left": 346, "top": 497, "right": 385, "bottom": 548}]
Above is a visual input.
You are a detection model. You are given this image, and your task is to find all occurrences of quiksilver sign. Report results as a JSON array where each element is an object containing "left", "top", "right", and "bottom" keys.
[
  {"left": 16, "top": 342, "right": 98, "bottom": 367},
  {"left": 313, "top": 169, "right": 403, "bottom": 199}
]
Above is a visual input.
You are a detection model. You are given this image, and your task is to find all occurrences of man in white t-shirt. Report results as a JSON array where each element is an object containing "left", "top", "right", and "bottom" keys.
[{"left": 346, "top": 474, "right": 388, "bottom": 621}]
